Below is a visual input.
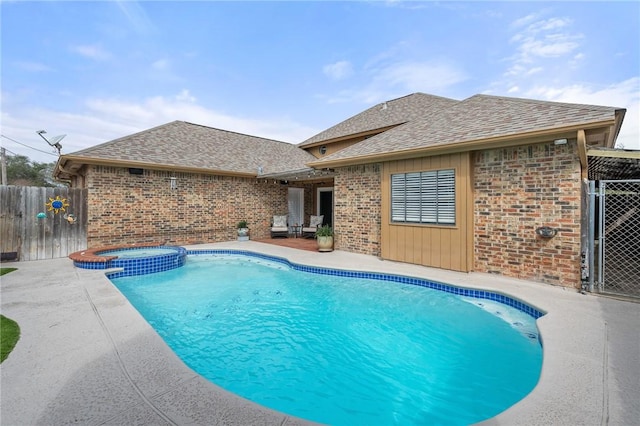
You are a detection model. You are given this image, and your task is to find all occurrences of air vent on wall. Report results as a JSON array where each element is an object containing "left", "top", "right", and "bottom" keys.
[{"left": 128, "top": 168, "right": 144, "bottom": 175}]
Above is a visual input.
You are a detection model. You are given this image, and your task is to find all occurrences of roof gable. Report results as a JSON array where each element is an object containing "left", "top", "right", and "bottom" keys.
[{"left": 298, "top": 93, "right": 458, "bottom": 147}]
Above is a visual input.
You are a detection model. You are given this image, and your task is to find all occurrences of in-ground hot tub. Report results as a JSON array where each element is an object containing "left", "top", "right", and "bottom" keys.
[{"left": 69, "top": 244, "right": 187, "bottom": 278}]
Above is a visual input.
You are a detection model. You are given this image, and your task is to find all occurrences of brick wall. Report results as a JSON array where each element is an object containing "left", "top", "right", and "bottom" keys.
[
  {"left": 85, "top": 166, "right": 288, "bottom": 247},
  {"left": 473, "top": 142, "right": 583, "bottom": 287},
  {"left": 85, "top": 140, "right": 584, "bottom": 288},
  {"left": 333, "top": 164, "right": 382, "bottom": 256}
]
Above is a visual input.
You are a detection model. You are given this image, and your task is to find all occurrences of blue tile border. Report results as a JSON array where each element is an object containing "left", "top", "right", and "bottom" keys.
[
  {"left": 82, "top": 247, "right": 544, "bottom": 319},
  {"left": 74, "top": 246, "right": 187, "bottom": 278},
  {"left": 187, "top": 249, "right": 546, "bottom": 320}
]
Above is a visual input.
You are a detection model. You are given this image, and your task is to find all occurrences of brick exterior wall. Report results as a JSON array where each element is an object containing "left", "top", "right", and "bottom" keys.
[
  {"left": 85, "top": 166, "right": 288, "bottom": 247},
  {"left": 333, "top": 164, "right": 382, "bottom": 256},
  {"left": 473, "top": 142, "right": 583, "bottom": 287},
  {"left": 85, "top": 139, "right": 583, "bottom": 288}
]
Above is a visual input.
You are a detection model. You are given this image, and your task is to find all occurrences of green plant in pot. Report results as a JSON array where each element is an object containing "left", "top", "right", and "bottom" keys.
[
  {"left": 316, "top": 224, "right": 333, "bottom": 252},
  {"left": 237, "top": 220, "right": 249, "bottom": 241}
]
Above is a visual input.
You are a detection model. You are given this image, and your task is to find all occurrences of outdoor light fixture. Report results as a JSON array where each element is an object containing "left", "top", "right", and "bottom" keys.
[
  {"left": 36, "top": 130, "right": 66, "bottom": 154},
  {"left": 536, "top": 226, "right": 557, "bottom": 238},
  {"left": 169, "top": 176, "right": 177, "bottom": 190},
  {"left": 554, "top": 138, "right": 568, "bottom": 145}
]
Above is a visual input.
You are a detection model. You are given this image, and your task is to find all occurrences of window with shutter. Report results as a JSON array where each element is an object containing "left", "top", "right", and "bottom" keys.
[{"left": 391, "top": 169, "right": 455, "bottom": 225}]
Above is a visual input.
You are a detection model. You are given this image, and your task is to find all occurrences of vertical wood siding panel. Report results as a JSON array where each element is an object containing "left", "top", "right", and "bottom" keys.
[{"left": 380, "top": 153, "right": 472, "bottom": 272}]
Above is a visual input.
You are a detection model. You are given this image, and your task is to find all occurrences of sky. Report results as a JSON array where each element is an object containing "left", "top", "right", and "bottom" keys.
[{"left": 1, "top": 1, "right": 639, "bottom": 164}]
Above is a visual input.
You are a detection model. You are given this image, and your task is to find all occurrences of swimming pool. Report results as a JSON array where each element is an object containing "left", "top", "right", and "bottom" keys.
[{"left": 110, "top": 251, "right": 543, "bottom": 425}]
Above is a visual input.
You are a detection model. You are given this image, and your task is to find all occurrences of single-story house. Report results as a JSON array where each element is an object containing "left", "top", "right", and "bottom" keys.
[{"left": 54, "top": 92, "right": 627, "bottom": 288}]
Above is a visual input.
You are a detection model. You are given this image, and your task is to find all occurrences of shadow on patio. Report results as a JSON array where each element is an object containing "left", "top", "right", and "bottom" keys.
[{"left": 254, "top": 237, "right": 319, "bottom": 252}]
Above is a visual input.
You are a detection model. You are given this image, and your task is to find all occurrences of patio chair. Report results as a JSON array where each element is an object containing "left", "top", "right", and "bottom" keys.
[
  {"left": 270, "top": 214, "right": 289, "bottom": 238},
  {"left": 302, "top": 215, "right": 324, "bottom": 238}
]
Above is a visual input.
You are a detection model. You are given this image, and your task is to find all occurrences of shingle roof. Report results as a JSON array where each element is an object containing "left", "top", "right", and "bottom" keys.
[
  {"left": 298, "top": 93, "right": 458, "bottom": 147},
  {"left": 64, "top": 121, "right": 316, "bottom": 175},
  {"left": 310, "top": 94, "right": 624, "bottom": 164}
]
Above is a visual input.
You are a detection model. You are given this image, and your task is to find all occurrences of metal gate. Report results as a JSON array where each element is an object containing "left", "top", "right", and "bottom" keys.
[{"left": 588, "top": 180, "right": 640, "bottom": 297}]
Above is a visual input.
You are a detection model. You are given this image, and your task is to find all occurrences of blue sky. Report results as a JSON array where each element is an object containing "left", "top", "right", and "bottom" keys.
[{"left": 2, "top": 1, "right": 639, "bottom": 163}]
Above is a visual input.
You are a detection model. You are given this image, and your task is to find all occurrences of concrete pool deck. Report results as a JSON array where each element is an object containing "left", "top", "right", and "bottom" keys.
[{"left": 1, "top": 241, "right": 638, "bottom": 425}]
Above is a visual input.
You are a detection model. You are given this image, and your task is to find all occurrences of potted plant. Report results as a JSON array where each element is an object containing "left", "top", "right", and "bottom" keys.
[
  {"left": 237, "top": 220, "right": 249, "bottom": 241},
  {"left": 316, "top": 224, "right": 334, "bottom": 252}
]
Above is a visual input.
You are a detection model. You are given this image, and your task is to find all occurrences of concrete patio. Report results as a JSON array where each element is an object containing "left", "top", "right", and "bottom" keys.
[{"left": 1, "top": 241, "right": 638, "bottom": 425}]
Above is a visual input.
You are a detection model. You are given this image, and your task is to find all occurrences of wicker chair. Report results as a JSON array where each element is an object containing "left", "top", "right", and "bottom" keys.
[
  {"left": 302, "top": 215, "right": 324, "bottom": 238},
  {"left": 270, "top": 214, "right": 289, "bottom": 238}
]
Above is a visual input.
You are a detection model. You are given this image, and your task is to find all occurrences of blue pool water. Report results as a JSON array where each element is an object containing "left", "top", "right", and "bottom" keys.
[{"left": 110, "top": 254, "right": 542, "bottom": 425}]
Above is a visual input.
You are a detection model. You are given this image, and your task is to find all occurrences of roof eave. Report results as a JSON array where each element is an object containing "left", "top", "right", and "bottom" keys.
[
  {"left": 54, "top": 155, "right": 256, "bottom": 179},
  {"left": 307, "top": 120, "right": 617, "bottom": 168},
  {"left": 609, "top": 108, "right": 627, "bottom": 148}
]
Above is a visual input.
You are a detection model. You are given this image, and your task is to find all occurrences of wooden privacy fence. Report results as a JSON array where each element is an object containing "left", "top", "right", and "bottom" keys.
[{"left": 1, "top": 186, "right": 87, "bottom": 261}]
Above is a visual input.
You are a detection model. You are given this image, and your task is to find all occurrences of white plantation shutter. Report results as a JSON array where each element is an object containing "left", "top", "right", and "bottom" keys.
[
  {"left": 391, "top": 169, "right": 455, "bottom": 225},
  {"left": 405, "top": 172, "right": 421, "bottom": 222},
  {"left": 436, "top": 169, "right": 455, "bottom": 224},
  {"left": 391, "top": 174, "right": 406, "bottom": 222}
]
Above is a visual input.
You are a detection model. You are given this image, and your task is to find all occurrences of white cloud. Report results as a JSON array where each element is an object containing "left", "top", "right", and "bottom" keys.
[
  {"left": 323, "top": 61, "right": 354, "bottom": 80},
  {"left": 376, "top": 62, "right": 467, "bottom": 92},
  {"left": 525, "top": 77, "right": 640, "bottom": 149},
  {"left": 383, "top": 0, "right": 431, "bottom": 11},
  {"left": 505, "top": 14, "right": 583, "bottom": 81},
  {"left": 510, "top": 12, "right": 541, "bottom": 29},
  {"left": 152, "top": 58, "right": 169, "bottom": 70},
  {"left": 175, "top": 89, "right": 196, "bottom": 103},
  {"left": 0, "top": 91, "right": 319, "bottom": 163},
  {"left": 13, "top": 61, "right": 53, "bottom": 72},
  {"left": 115, "top": 0, "right": 155, "bottom": 34},
  {"left": 322, "top": 60, "right": 467, "bottom": 105},
  {"left": 525, "top": 67, "right": 543, "bottom": 76},
  {"left": 70, "top": 44, "right": 112, "bottom": 61},
  {"left": 519, "top": 33, "right": 581, "bottom": 58},
  {"left": 527, "top": 17, "right": 571, "bottom": 33}
]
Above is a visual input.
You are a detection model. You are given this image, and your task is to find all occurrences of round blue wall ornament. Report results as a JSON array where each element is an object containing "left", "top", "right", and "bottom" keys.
[{"left": 46, "top": 195, "right": 69, "bottom": 214}]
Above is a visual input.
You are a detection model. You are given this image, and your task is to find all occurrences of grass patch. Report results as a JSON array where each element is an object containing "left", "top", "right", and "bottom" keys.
[
  {"left": 1, "top": 267, "right": 18, "bottom": 276},
  {"left": 1, "top": 315, "right": 20, "bottom": 363}
]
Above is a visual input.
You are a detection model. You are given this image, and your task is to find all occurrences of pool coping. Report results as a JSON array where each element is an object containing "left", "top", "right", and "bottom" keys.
[
  {"left": 68, "top": 242, "right": 166, "bottom": 263},
  {"left": 1, "top": 241, "right": 639, "bottom": 425}
]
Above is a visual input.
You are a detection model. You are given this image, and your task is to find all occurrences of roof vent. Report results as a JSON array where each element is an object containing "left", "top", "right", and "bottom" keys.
[{"left": 381, "top": 102, "right": 388, "bottom": 111}]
